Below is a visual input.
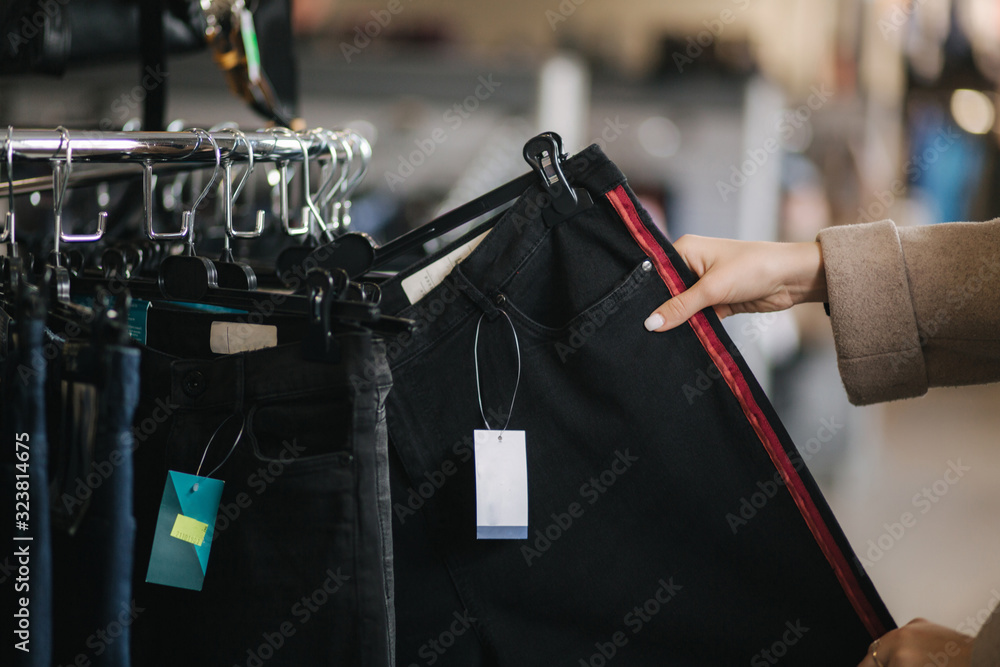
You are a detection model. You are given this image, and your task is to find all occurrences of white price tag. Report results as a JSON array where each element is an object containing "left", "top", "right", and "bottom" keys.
[
  {"left": 474, "top": 429, "right": 528, "bottom": 539},
  {"left": 209, "top": 322, "right": 277, "bottom": 355},
  {"left": 400, "top": 230, "right": 489, "bottom": 304}
]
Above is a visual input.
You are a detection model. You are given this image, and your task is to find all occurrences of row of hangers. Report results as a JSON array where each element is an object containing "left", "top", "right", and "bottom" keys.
[
  {"left": 1, "top": 124, "right": 394, "bottom": 360},
  {"left": 3, "top": 125, "right": 370, "bottom": 285},
  {"left": 0, "top": 126, "right": 590, "bottom": 361}
]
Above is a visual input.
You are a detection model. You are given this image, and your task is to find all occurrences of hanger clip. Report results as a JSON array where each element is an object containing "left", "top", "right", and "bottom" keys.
[
  {"left": 301, "top": 268, "right": 348, "bottom": 363},
  {"left": 522, "top": 132, "right": 593, "bottom": 226}
]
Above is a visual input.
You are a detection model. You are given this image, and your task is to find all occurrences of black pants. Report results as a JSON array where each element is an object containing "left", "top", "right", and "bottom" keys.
[
  {"left": 129, "top": 310, "right": 394, "bottom": 667},
  {"left": 380, "top": 145, "right": 893, "bottom": 666}
]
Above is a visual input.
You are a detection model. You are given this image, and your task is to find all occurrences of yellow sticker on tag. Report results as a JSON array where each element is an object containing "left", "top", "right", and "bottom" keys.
[{"left": 170, "top": 514, "right": 209, "bottom": 547}]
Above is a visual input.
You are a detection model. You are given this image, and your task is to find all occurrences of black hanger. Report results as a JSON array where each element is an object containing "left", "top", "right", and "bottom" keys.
[
  {"left": 274, "top": 128, "right": 344, "bottom": 287},
  {"left": 92, "top": 131, "right": 250, "bottom": 299},
  {"left": 100, "top": 242, "right": 147, "bottom": 281},
  {"left": 67, "top": 143, "right": 409, "bottom": 337},
  {"left": 154, "top": 126, "right": 270, "bottom": 297},
  {"left": 213, "top": 128, "right": 264, "bottom": 291},
  {"left": 152, "top": 129, "right": 224, "bottom": 301},
  {"left": 307, "top": 131, "right": 595, "bottom": 279},
  {"left": 25, "top": 126, "right": 109, "bottom": 328},
  {"left": 61, "top": 147, "right": 411, "bottom": 336},
  {"left": 301, "top": 268, "right": 350, "bottom": 362},
  {"left": 70, "top": 261, "right": 414, "bottom": 339}
]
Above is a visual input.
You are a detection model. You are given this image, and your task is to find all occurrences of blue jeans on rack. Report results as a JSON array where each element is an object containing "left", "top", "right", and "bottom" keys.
[
  {"left": 378, "top": 145, "right": 895, "bottom": 666},
  {"left": 1, "top": 309, "right": 53, "bottom": 667},
  {"left": 47, "top": 339, "right": 141, "bottom": 667}
]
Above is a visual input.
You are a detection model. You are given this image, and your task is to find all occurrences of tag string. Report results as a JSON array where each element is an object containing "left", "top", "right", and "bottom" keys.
[
  {"left": 473, "top": 308, "right": 521, "bottom": 435},
  {"left": 194, "top": 409, "right": 246, "bottom": 486}
]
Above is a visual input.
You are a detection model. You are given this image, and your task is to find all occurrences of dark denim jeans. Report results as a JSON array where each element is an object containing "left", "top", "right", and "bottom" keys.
[
  {"left": 129, "top": 309, "right": 393, "bottom": 667},
  {"left": 47, "top": 341, "right": 141, "bottom": 667},
  {"left": 1, "top": 310, "right": 53, "bottom": 667},
  {"left": 379, "top": 146, "right": 894, "bottom": 665}
]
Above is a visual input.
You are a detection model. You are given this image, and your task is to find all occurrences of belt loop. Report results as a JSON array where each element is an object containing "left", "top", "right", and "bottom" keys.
[{"left": 452, "top": 267, "right": 500, "bottom": 320}]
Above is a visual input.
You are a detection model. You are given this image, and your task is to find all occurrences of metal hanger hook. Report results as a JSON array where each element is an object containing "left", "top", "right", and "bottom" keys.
[
  {"left": 329, "top": 130, "right": 371, "bottom": 232},
  {"left": 304, "top": 128, "right": 346, "bottom": 240},
  {"left": 52, "top": 125, "right": 72, "bottom": 226},
  {"left": 320, "top": 128, "right": 352, "bottom": 209},
  {"left": 266, "top": 126, "right": 308, "bottom": 236},
  {"left": 321, "top": 129, "right": 355, "bottom": 234},
  {"left": 343, "top": 130, "right": 372, "bottom": 197},
  {"left": 291, "top": 130, "right": 328, "bottom": 239},
  {"left": 144, "top": 128, "right": 203, "bottom": 241},
  {"left": 309, "top": 128, "right": 347, "bottom": 206},
  {"left": 1, "top": 126, "right": 14, "bottom": 245},
  {"left": 51, "top": 126, "right": 107, "bottom": 247},
  {"left": 49, "top": 126, "right": 106, "bottom": 252},
  {"left": 224, "top": 127, "right": 254, "bottom": 203},
  {"left": 182, "top": 128, "right": 223, "bottom": 239},
  {"left": 222, "top": 127, "right": 264, "bottom": 239}
]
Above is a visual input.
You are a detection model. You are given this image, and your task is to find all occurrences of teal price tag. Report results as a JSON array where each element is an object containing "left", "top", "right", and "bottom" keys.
[
  {"left": 145, "top": 471, "right": 225, "bottom": 591},
  {"left": 128, "top": 299, "right": 151, "bottom": 344}
]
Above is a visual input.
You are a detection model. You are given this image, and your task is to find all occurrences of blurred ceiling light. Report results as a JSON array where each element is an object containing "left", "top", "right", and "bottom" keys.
[
  {"left": 638, "top": 116, "right": 681, "bottom": 158},
  {"left": 950, "top": 88, "right": 995, "bottom": 135}
]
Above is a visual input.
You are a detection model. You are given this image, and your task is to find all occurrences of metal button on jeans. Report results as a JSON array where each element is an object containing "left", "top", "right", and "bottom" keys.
[{"left": 182, "top": 370, "right": 206, "bottom": 397}]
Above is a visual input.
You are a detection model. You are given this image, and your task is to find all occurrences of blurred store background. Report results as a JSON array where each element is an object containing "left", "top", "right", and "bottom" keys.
[{"left": 3, "top": 0, "right": 1000, "bottom": 633}]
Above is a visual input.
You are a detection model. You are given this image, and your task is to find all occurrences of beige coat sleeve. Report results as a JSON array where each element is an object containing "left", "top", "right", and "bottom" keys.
[
  {"left": 973, "top": 613, "right": 1000, "bottom": 667},
  {"left": 817, "top": 219, "right": 1000, "bottom": 406},
  {"left": 817, "top": 219, "right": 1000, "bottom": 664}
]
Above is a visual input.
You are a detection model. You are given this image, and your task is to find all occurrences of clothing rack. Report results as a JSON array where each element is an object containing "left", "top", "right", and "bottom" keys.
[
  {"left": 0, "top": 124, "right": 411, "bottom": 339},
  {"left": 5, "top": 128, "right": 332, "bottom": 164},
  {"left": 2, "top": 125, "right": 370, "bottom": 246}
]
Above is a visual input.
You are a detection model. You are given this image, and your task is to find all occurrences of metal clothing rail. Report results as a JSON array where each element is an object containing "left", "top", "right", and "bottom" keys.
[{"left": 5, "top": 129, "right": 328, "bottom": 164}]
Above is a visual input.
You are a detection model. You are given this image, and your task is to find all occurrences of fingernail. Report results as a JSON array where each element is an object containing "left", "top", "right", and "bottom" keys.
[{"left": 644, "top": 313, "right": 665, "bottom": 331}]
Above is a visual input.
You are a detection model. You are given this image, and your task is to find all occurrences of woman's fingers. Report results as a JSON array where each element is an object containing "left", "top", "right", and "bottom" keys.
[
  {"left": 645, "top": 282, "right": 714, "bottom": 331},
  {"left": 642, "top": 237, "right": 826, "bottom": 332}
]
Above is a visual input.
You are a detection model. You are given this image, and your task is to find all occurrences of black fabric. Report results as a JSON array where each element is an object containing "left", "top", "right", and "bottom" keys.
[
  {"left": 379, "top": 145, "right": 894, "bottom": 666},
  {"left": 128, "top": 309, "right": 393, "bottom": 666}
]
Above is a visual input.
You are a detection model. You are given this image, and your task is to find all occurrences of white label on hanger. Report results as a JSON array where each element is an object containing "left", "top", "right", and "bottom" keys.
[
  {"left": 401, "top": 231, "right": 490, "bottom": 305},
  {"left": 474, "top": 429, "right": 528, "bottom": 540},
  {"left": 209, "top": 322, "right": 277, "bottom": 355}
]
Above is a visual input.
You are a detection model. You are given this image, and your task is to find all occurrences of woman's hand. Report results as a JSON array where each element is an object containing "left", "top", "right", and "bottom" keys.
[
  {"left": 858, "top": 619, "right": 973, "bottom": 666},
  {"left": 642, "top": 235, "right": 827, "bottom": 332}
]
